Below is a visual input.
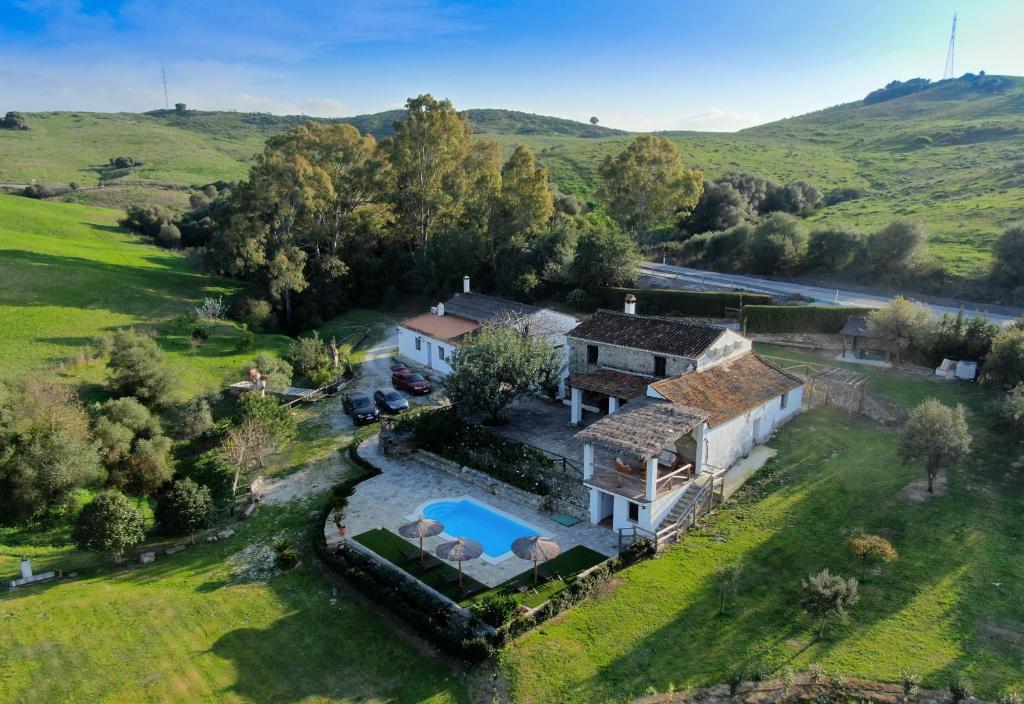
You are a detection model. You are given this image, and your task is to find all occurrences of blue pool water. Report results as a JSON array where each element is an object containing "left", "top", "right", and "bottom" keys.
[{"left": 422, "top": 499, "right": 538, "bottom": 559}]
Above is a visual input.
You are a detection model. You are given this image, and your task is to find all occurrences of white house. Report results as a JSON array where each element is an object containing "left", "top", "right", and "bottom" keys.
[
  {"left": 397, "top": 276, "right": 578, "bottom": 383},
  {"left": 569, "top": 295, "right": 804, "bottom": 536}
]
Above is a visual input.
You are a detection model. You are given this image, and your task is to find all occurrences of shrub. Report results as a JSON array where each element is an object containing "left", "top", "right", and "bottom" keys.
[
  {"left": 742, "top": 305, "right": 871, "bottom": 334},
  {"left": 472, "top": 593, "right": 518, "bottom": 627},
  {"left": 107, "top": 330, "right": 177, "bottom": 409},
  {"left": 119, "top": 205, "right": 170, "bottom": 240},
  {"left": 194, "top": 296, "right": 227, "bottom": 321},
  {"left": 565, "top": 288, "right": 588, "bottom": 310},
  {"left": 182, "top": 450, "right": 235, "bottom": 508},
  {"left": 273, "top": 537, "right": 299, "bottom": 569},
  {"left": 847, "top": 533, "right": 897, "bottom": 580},
  {"left": 73, "top": 490, "right": 146, "bottom": 562},
  {"left": 949, "top": 674, "right": 974, "bottom": 704},
  {"left": 249, "top": 353, "right": 293, "bottom": 392},
  {"left": 288, "top": 331, "right": 330, "bottom": 379},
  {"left": 235, "top": 325, "right": 255, "bottom": 353},
  {"left": 998, "top": 690, "right": 1024, "bottom": 704},
  {"left": 174, "top": 103, "right": 187, "bottom": 112},
  {"left": 109, "top": 156, "right": 140, "bottom": 169},
  {"left": 155, "top": 478, "right": 213, "bottom": 540},
  {"left": 824, "top": 187, "right": 864, "bottom": 206},
  {"left": 93, "top": 396, "right": 173, "bottom": 495},
  {"left": 235, "top": 297, "right": 273, "bottom": 330},
  {"left": 808, "top": 662, "right": 827, "bottom": 683},
  {"left": 180, "top": 395, "right": 214, "bottom": 438},
  {"left": 982, "top": 329, "right": 1024, "bottom": 390},
  {"left": 995, "top": 384, "right": 1024, "bottom": 445},
  {"left": 900, "top": 669, "right": 922, "bottom": 696},
  {"left": 156, "top": 222, "right": 181, "bottom": 248},
  {"left": 1, "top": 111, "right": 30, "bottom": 130}
]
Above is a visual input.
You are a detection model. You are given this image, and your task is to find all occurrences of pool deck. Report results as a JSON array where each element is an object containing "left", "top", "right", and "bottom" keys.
[{"left": 344, "top": 439, "right": 619, "bottom": 587}]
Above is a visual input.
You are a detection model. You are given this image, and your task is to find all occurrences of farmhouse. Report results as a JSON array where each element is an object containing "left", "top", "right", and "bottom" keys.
[
  {"left": 397, "top": 276, "right": 578, "bottom": 378},
  {"left": 569, "top": 296, "right": 804, "bottom": 537}
]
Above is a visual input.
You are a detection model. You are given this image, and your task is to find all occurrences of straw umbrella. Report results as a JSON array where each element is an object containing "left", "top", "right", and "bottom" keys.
[
  {"left": 435, "top": 537, "right": 483, "bottom": 587},
  {"left": 397, "top": 516, "right": 444, "bottom": 563},
  {"left": 512, "top": 535, "right": 561, "bottom": 584}
]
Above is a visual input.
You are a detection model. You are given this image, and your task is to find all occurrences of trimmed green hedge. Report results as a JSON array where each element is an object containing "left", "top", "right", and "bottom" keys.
[
  {"left": 741, "top": 305, "right": 872, "bottom": 334},
  {"left": 598, "top": 287, "right": 772, "bottom": 317}
]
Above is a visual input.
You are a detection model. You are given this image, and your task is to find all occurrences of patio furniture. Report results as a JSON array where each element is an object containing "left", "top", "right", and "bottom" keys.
[
  {"left": 441, "top": 572, "right": 461, "bottom": 586},
  {"left": 398, "top": 547, "right": 420, "bottom": 563},
  {"left": 460, "top": 583, "right": 485, "bottom": 599},
  {"left": 435, "top": 537, "right": 483, "bottom": 588},
  {"left": 416, "top": 556, "right": 442, "bottom": 572},
  {"left": 538, "top": 569, "right": 562, "bottom": 583},
  {"left": 398, "top": 516, "right": 445, "bottom": 565},
  {"left": 511, "top": 535, "right": 562, "bottom": 585}
]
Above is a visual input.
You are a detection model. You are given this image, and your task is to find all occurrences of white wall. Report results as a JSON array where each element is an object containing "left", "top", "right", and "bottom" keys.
[
  {"left": 397, "top": 326, "right": 454, "bottom": 374},
  {"left": 704, "top": 386, "right": 803, "bottom": 470},
  {"left": 694, "top": 330, "right": 751, "bottom": 370}
]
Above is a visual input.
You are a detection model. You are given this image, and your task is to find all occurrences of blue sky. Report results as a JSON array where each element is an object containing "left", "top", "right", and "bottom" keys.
[{"left": 2, "top": 0, "right": 1022, "bottom": 131}]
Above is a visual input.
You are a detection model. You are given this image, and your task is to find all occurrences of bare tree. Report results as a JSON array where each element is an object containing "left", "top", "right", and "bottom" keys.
[{"left": 221, "top": 420, "right": 260, "bottom": 497}]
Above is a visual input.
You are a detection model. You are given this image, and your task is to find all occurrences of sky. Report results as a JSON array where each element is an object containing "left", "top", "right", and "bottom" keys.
[{"left": 1, "top": 0, "right": 1023, "bottom": 132}]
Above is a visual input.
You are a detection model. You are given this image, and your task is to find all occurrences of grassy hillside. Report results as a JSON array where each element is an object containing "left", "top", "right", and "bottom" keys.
[
  {"left": 0, "top": 194, "right": 294, "bottom": 397},
  {"left": 2, "top": 76, "right": 1022, "bottom": 274}
]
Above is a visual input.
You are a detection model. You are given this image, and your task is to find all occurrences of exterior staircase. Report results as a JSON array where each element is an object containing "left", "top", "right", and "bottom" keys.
[{"left": 653, "top": 469, "right": 725, "bottom": 546}]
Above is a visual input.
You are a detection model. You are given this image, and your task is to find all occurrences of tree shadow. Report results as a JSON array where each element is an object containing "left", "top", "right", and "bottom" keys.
[{"left": 515, "top": 408, "right": 1017, "bottom": 701}]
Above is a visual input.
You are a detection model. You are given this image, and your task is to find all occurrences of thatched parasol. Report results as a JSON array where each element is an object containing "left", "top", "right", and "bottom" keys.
[
  {"left": 398, "top": 516, "right": 444, "bottom": 563},
  {"left": 511, "top": 535, "right": 561, "bottom": 584},
  {"left": 435, "top": 537, "right": 483, "bottom": 586}
]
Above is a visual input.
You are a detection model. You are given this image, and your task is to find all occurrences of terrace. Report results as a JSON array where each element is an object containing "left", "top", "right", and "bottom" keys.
[{"left": 336, "top": 439, "right": 618, "bottom": 601}]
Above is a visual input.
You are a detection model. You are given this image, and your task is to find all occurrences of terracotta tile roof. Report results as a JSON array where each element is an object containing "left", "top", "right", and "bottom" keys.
[
  {"left": 399, "top": 313, "right": 479, "bottom": 343},
  {"left": 650, "top": 353, "right": 803, "bottom": 426},
  {"left": 567, "top": 310, "right": 725, "bottom": 359},
  {"left": 568, "top": 368, "right": 654, "bottom": 400}
]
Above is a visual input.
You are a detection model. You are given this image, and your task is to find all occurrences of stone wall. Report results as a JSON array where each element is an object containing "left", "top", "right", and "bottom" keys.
[
  {"left": 568, "top": 339, "right": 693, "bottom": 378},
  {"left": 417, "top": 450, "right": 588, "bottom": 519}
]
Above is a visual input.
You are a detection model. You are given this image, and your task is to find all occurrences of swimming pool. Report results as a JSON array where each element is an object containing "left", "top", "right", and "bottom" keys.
[{"left": 414, "top": 496, "right": 543, "bottom": 563}]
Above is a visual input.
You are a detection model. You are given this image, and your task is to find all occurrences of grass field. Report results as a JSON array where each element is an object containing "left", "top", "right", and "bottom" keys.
[
  {"left": 0, "top": 466, "right": 468, "bottom": 704},
  {"left": 501, "top": 363, "right": 1024, "bottom": 701}
]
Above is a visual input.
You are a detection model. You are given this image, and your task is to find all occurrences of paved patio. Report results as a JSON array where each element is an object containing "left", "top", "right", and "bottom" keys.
[{"left": 345, "top": 439, "right": 619, "bottom": 587}]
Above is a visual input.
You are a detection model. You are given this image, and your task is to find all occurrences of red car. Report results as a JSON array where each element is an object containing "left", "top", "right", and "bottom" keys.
[{"left": 391, "top": 366, "right": 431, "bottom": 395}]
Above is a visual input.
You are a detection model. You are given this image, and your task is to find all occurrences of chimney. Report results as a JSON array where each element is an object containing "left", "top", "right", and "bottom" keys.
[
  {"left": 436, "top": 302, "right": 445, "bottom": 317},
  {"left": 463, "top": 275, "right": 471, "bottom": 293},
  {"left": 624, "top": 294, "right": 637, "bottom": 315}
]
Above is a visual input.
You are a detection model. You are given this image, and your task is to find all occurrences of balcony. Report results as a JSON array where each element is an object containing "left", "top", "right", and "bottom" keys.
[{"left": 585, "top": 461, "right": 694, "bottom": 501}]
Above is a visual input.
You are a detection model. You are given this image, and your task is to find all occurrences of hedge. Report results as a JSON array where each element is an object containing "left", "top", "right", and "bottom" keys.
[
  {"left": 598, "top": 287, "right": 772, "bottom": 318},
  {"left": 741, "top": 305, "right": 872, "bottom": 334}
]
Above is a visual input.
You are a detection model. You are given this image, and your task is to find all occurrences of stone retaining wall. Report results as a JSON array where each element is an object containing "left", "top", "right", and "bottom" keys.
[{"left": 417, "top": 450, "right": 546, "bottom": 511}]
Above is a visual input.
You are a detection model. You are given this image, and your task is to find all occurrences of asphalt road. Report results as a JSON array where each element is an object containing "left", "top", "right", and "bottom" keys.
[{"left": 640, "top": 262, "right": 1022, "bottom": 325}]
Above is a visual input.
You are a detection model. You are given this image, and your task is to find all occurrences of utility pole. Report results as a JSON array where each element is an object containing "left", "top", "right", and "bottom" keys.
[
  {"left": 161, "top": 67, "right": 169, "bottom": 109},
  {"left": 943, "top": 13, "right": 957, "bottom": 80}
]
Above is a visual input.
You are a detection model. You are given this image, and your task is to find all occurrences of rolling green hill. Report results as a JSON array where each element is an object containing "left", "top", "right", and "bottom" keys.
[
  {"left": 0, "top": 194, "right": 292, "bottom": 396},
  {"left": 2, "top": 75, "right": 1022, "bottom": 276}
]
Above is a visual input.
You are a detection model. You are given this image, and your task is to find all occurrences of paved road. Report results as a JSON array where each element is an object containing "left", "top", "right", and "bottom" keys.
[{"left": 640, "top": 262, "right": 1022, "bottom": 325}]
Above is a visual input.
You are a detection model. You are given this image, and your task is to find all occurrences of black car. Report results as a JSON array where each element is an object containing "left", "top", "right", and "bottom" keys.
[
  {"left": 343, "top": 392, "right": 380, "bottom": 425},
  {"left": 374, "top": 388, "right": 410, "bottom": 414}
]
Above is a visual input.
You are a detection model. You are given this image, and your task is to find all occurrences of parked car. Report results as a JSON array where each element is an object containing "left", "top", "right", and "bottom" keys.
[
  {"left": 374, "top": 389, "right": 410, "bottom": 414},
  {"left": 391, "top": 367, "right": 431, "bottom": 395},
  {"left": 343, "top": 392, "right": 380, "bottom": 425}
]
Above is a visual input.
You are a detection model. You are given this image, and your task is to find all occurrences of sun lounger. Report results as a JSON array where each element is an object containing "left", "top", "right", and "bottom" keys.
[
  {"left": 398, "top": 548, "right": 420, "bottom": 563},
  {"left": 416, "top": 556, "right": 442, "bottom": 572},
  {"left": 441, "top": 572, "right": 462, "bottom": 585},
  {"left": 460, "top": 584, "right": 485, "bottom": 599},
  {"left": 538, "top": 569, "right": 561, "bottom": 583}
]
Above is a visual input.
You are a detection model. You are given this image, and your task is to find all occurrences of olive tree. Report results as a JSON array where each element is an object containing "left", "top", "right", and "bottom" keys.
[
  {"left": 800, "top": 569, "right": 859, "bottom": 638},
  {"left": 899, "top": 399, "right": 972, "bottom": 493},
  {"left": 107, "top": 330, "right": 177, "bottom": 409},
  {"left": 867, "top": 297, "right": 936, "bottom": 364},
  {"left": 444, "top": 325, "right": 557, "bottom": 425}
]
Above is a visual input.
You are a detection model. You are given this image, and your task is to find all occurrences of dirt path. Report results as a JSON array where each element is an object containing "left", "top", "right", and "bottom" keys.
[{"left": 262, "top": 327, "right": 402, "bottom": 505}]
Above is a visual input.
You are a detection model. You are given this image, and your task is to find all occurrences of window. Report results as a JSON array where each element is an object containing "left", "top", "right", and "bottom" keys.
[
  {"left": 654, "top": 355, "right": 667, "bottom": 377},
  {"left": 414, "top": 337, "right": 422, "bottom": 351},
  {"left": 780, "top": 391, "right": 789, "bottom": 409},
  {"left": 627, "top": 501, "right": 639, "bottom": 522},
  {"left": 587, "top": 344, "right": 599, "bottom": 365},
  {"left": 438, "top": 346, "right": 445, "bottom": 360}
]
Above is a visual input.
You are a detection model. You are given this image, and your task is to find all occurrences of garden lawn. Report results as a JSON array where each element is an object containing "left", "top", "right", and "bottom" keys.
[
  {"left": 0, "top": 194, "right": 292, "bottom": 392},
  {"left": 501, "top": 388, "right": 1024, "bottom": 701},
  {"left": 0, "top": 488, "right": 468, "bottom": 704}
]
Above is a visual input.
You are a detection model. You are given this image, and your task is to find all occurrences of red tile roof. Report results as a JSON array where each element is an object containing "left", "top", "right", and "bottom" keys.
[
  {"left": 400, "top": 313, "right": 479, "bottom": 343},
  {"left": 650, "top": 354, "right": 803, "bottom": 426}
]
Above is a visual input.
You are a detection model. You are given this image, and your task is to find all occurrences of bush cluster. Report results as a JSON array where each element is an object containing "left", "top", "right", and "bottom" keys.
[
  {"left": 742, "top": 305, "right": 872, "bottom": 334},
  {"left": 398, "top": 409, "right": 554, "bottom": 495}
]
